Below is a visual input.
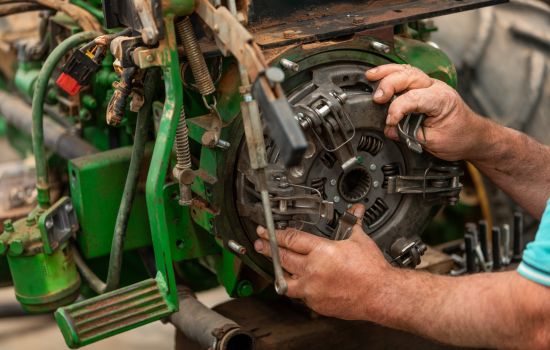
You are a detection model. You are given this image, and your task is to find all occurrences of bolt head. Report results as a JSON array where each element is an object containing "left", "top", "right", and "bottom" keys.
[
  {"left": 330, "top": 179, "right": 337, "bottom": 186},
  {"left": 333, "top": 196, "right": 341, "bottom": 203},
  {"left": 369, "top": 164, "right": 377, "bottom": 172},
  {"left": 373, "top": 181, "right": 380, "bottom": 188},
  {"left": 45, "top": 218, "right": 54, "bottom": 230},
  {"left": 64, "top": 203, "right": 73, "bottom": 212},
  {"left": 145, "top": 54, "right": 154, "bottom": 62}
]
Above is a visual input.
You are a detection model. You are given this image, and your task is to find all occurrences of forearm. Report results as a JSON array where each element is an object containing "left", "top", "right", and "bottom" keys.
[
  {"left": 363, "top": 269, "right": 550, "bottom": 349},
  {"left": 468, "top": 116, "right": 550, "bottom": 218}
]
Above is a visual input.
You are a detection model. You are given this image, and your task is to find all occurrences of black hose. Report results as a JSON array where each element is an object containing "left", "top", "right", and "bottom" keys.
[{"left": 0, "top": 90, "right": 96, "bottom": 159}]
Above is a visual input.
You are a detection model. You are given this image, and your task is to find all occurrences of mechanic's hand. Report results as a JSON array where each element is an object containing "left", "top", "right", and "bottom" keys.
[
  {"left": 366, "top": 64, "right": 484, "bottom": 161},
  {"left": 255, "top": 204, "right": 390, "bottom": 320}
]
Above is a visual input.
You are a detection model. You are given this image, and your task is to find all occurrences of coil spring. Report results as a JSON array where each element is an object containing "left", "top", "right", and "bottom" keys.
[
  {"left": 310, "top": 177, "right": 327, "bottom": 199},
  {"left": 175, "top": 108, "right": 192, "bottom": 171},
  {"left": 320, "top": 152, "right": 337, "bottom": 169},
  {"left": 381, "top": 163, "right": 400, "bottom": 189},
  {"left": 176, "top": 17, "right": 215, "bottom": 96},
  {"left": 363, "top": 198, "right": 389, "bottom": 227},
  {"left": 358, "top": 135, "right": 383, "bottom": 155}
]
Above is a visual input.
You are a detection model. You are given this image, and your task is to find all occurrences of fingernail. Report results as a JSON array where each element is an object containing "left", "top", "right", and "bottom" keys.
[
  {"left": 374, "top": 89, "right": 384, "bottom": 99},
  {"left": 368, "top": 67, "right": 379, "bottom": 74},
  {"left": 257, "top": 226, "right": 265, "bottom": 235},
  {"left": 254, "top": 240, "right": 263, "bottom": 252}
]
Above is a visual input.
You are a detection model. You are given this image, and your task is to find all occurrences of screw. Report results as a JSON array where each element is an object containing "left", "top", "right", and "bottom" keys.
[
  {"left": 3, "top": 220, "right": 14, "bottom": 233},
  {"left": 145, "top": 54, "right": 154, "bottom": 62},
  {"left": 330, "top": 179, "right": 337, "bottom": 186},
  {"left": 280, "top": 58, "right": 300, "bottom": 72},
  {"left": 216, "top": 139, "right": 231, "bottom": 150},
  {"left": 228, "top": 240, "right": 247, "bottom": 255},
  {"left": 373, "top": 181, "right": 380, "bottom": 188},
  {"left": 334, "top": 196, "right": 341, "bottom": 203},
  {"left": 369, "top": 164, "right": 377, "bottom": 172},
  {"left": 45, "top": 218, "right": 54, "bottom": 230},
  {"left": 237, "top": 280, "right": 254, "bottom": 297},
  {"left": 371, "top": 41, "right": 391, "bottom": 54}
]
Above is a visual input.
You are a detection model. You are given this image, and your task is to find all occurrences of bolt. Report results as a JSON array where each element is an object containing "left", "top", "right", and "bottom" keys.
[
  {"left": 371, "top": 41, "right": 391, "bottom": 54},
  {"left": 228, "top": 240, "right": 247, "bottom": 255},
  {"left": 9, "top": 240, "right": 24, "bottom": 256},
  {"left": 334, "top": 196, "right": 341, "bottom": 203},
  {"left": 45, "top": 218, "right": 54, "bottom": 230},
  {"left": 280, "top": 58, "right": 300, "bottom": 72},
  {"left": 369, "top": 164, "right": 377, "bottom": 172},
  {"left": 373, "top": 181, "right": 380, "bottom": 188},
  {"left": 64, "top": 203, "right": 73, "bottom": 212},
  {"left": 352, "top": 16, "right": 365, "bottom": 25},
  {"left": 244, "top": 94, "right": 253, "bottom": 103},
  {"left": 347, "top": 204, "right": 353, "bottom": 209},
  {"left": 216, "top": 139, "right": 231, "bottom": 150},
  {"left": 25, "top": 215, "right": 36, "bottom": 227},
  {"left": 3, "top": 220, "right": 14, "bottom": 233},
  {"left": 145, "top": 54, "right": 154, "bottom": 62},
  {"left": 330, "top": 179, "right": 337, "bottom": 186}
]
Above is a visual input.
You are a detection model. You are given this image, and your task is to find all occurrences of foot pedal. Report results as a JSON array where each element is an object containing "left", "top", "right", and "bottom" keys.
[{"left": 55, "top": 278, "right": 175, "bottom": 348}]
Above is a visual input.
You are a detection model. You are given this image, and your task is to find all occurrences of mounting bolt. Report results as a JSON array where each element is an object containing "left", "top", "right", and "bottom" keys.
[
  {"left": 330, "top": 179, "right": 337, "bottom": 186},
  {"left": 3, "top": 220, "right": 14, "bottom": 233},
  {"left": 228, "top": 240, "right": 247, "bottom": 255},
  {"left": 373, "top": 181, "right": 380, "bottom": 188},
  {"left": 64, "top": 203, "right": 73, "bottom": 212},
  {"left": 145, "top": 54, "right": 154, "bottom": 62},
  {"left": 280, "top": 58, "right": 300, "bottom": 72},
  {"left": 371, "top": 41, "right": 391, "bottom": 54},
  {"left": 334, "top": 196, "right": 341, "bottom": 203},
  {"left": 45, "top": 218, "right": 54, "bottom": 230},
  {"left": 9, "top": 240, "right": 24, "bottom": 256},
  {"left": 216, "top": 139, "right": 231, "bottom": 150},
  {"left": 237, "top": 280, "right": 254, "bottom": 297},
  {"left": 369, "top": 164, "right": 377, "bottom": 172}
]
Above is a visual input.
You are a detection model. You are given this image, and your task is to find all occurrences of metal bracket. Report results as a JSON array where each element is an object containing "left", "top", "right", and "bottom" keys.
[
  {"left": 398, "top": 113, "right": 427, "bottom": 154},
  {"left": 38, "top": 197, "right": 79, "bottom": 254}
]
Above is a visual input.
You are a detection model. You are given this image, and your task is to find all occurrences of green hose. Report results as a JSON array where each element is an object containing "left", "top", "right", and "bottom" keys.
[{"left": 31, "top": 31, "right": 100, "bottom": 208}]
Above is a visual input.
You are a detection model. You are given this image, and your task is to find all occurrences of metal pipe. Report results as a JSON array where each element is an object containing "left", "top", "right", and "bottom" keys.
[
  {"left": 169, "top": 288, "right": 254, "bottom": 350},
  {"left": 31, "top": 30, "right": 100, "bottom": 208},
  {"left": 0, "top": 90, "right": 96, "bottom": 159}
]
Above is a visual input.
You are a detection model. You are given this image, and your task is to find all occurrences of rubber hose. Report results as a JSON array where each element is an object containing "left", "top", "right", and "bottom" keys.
[{"left": 31, "top": 30, "right": 100, "bottom": 208}]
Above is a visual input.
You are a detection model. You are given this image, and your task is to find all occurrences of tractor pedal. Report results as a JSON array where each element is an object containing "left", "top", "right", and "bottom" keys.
[{"left": 55, "top": 278, "right": 175, "bottom": 348}]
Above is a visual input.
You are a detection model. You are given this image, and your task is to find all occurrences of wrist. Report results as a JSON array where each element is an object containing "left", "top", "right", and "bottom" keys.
[{"left": 462, "top": 112, "right": 498, "bottom": 163}]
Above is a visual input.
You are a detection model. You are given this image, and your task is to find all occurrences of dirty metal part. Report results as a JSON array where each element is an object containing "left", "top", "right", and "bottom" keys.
[
  {"left": 390, "top": 237, "right": 427, "bottom": 268},
  {"left": 492, "top": 227, "right": 502, "bottom": 270},
  {"left": 398, "top": 113, "right": 427, "bottom": 154},
  {"left": 228, "top": 240, "right": 247, "bottom": 255},
  {"left": 478, "top": 220, "right": 489, "bottom": 261},
  {"left": 464, "top": 233, "right": 476, "bottom": 273},
  {"left": 243, "top": 0, "right": 506, "bottom": 49},
  {"left": 106, "top": 67, "right": 137, "bottom": 126},
  {"left": 176, "top": 17, "right": 216, "bottom": 96},
  {"left": 0, "top": 90, "right": 97, "bottom": 159},
  {"left": 39, "top": 197, "right": 79, "bottom": 254},
  {"left": 279, "top": 58, "right": 299, "bottom": 72},
  {"left": 502, "top": 223, "right": 511, "bottom": 265},
  {"left": 332, "top": 211, "right": 357, "bottom": 241},
  {"left": 173, "top": 105, "right": 194, "bottom": 206},
  {"left": 169, "top": 287, "right": 254, "bottom": 350}
]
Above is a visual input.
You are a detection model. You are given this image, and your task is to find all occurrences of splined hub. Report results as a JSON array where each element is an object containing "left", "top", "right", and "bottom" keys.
[{"left": 338, "top": 167, "right": 371, "bottom": 203}]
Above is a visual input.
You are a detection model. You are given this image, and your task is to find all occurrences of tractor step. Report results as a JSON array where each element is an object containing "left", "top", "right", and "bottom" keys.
[{"left": 55, "top": 278, "right": 175, "bottom": 348}]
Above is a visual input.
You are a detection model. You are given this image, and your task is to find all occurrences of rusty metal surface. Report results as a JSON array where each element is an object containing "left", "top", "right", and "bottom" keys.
[
  {"left": 246, "top": 0, "right": 508, "bottom": 48},
  {"left": 176, "top": 297, "right": 468, "bottom": 350}
]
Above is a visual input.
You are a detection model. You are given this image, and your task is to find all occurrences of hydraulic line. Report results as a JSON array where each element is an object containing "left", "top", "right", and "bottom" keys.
[{"left": 31, "top": 31, "right": 100, "bottom": 209}]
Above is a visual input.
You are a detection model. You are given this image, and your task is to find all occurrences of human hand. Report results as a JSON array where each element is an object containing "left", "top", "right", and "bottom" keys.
[
  {"left": 254, "top": 204, "right": 391, "bottom": 320},
  {"left": 366, "top": 64, "right": 487, "bottom": 161}
]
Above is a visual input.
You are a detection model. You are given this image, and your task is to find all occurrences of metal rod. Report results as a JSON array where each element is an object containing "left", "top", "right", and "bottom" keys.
[
  {"left": 492, "top": 227, "right": 502, "bottom": 270},
  {"left": 478, "top": 220, "right": 489, "bottom": 261},
  {"left": 512, "top": 212, "right": 523, "bottom": 262}
]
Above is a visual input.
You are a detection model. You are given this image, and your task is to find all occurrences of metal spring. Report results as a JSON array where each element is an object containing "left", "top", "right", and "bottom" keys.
[
  {"left": 320, "top": 152, "right": 337, "bottom": 169},
  {"left": 363, "top": 198, "right": 389, "bottom": 227},
  {"left": 310, "top": 178, "right": 327, "bottom": 199},
  {"left": 176, "top": 17, "right": 215, "bottom": 96},
  {"left": 381, "top": 163, "right": 400, "bottom": 188},
  {"left": 358, "top": 135, "right": 383, "bottom": 155},
  {"left": 175, "top": 108, "right": 192, "bottom": 171}
]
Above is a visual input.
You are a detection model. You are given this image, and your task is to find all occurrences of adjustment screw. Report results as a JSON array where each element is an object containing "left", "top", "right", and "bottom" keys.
[
  {"left": 369, "top": 164, "right": 377, "bottom": 172},
  {"left": 330, "top": 179, "right": 337, "bottom": 186},
  {"left": 45, "top": 218, "right": 54, "bottom": 230},
  {"left": 373, "top": 181, "right": 380, "bottom": 188},
  {"left": 333, "top": 196, "right": 341, "bottom": 203}
]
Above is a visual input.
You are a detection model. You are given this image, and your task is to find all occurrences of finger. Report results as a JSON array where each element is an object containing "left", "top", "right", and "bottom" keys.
[
  {"left": 347, "top": 203, "right": 365, "bottom": 225},
  {"left": 256, "top": 226, "right": 325, "bottom": 254},
  {"left": 371, "top": 68, "right": 433, "bottom": 104},
  {"left": 365, "top": 63, "right": 411, "bottom": 81},
  {"left": 348, "top": 223, "right": 373, "bottom": 243},
  {"left": 284, "top": 277, "right": 303, "bottom": 299},
  {"left": 386, "top": 86, "right": 443, "bottom": 127},
  {"left": 384, "top": 125, "right": 399, "bottom": 141},
  {"left": 254, "top": 239, "right": 307, "bottom": 275}
]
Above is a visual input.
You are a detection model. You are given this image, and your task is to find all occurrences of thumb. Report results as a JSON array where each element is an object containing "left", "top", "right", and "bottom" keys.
[{"left": 347, "top": 203, "right": 365, "bottom": 225}]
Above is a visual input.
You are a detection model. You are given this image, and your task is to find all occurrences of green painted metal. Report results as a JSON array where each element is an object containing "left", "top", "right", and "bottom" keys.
[
  {"left": 0, "top": 205, "right": 81, "bottom": 313},
  {"left": 55, "top": 277, "right": 173, "bottom": 348},
  {"left": 69, "top": 147, "right": 152, "bottom": 259},
  {"left": 32, "top": 31, "right": 100, "bottom": 209},
  {"left": 163, "top": 0, "right": 196, "bottom": 16},
  {"left": 14, "top": 62, "right": 41, "bottom": 98}
]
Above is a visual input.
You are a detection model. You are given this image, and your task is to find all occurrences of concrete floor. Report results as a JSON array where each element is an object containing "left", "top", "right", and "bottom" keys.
[{"left": 0, "top": 286, "right": 231, "bottom": 350}]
